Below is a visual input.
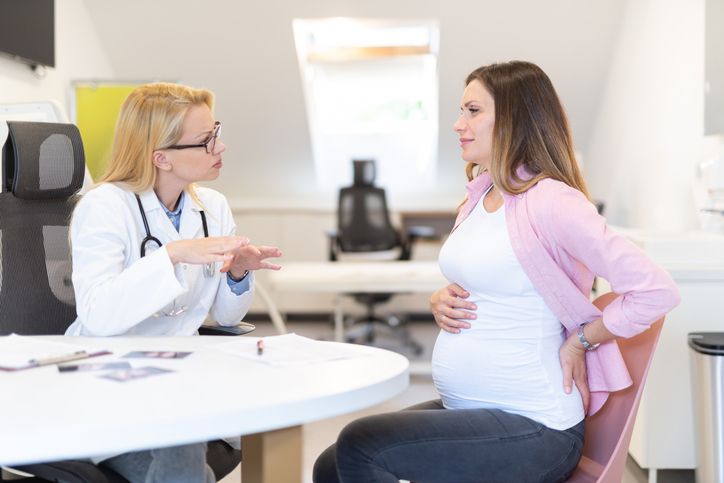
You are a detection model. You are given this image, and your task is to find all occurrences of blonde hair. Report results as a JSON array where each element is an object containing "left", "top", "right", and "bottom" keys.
[
  {"left": 464, "top": 61, "right": 589, "bottom": 198},
  {"left": 98, "top": 82, "right": 214, "bottom": 194}
]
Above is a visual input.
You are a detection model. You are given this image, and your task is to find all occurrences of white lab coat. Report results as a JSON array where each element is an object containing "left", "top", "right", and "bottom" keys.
[{"left": 66, "top": 183, "right": 253, "bottom": 336}]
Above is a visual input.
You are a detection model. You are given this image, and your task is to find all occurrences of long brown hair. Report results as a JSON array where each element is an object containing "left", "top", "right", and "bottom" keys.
[
  {"left": 98, "top": 82, "right": 214, "bottom": 194},
  {"left": 464, "top": 61, "right": 589, "bottom": 198}
]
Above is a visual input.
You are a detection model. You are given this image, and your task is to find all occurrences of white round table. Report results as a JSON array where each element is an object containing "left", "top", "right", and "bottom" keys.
[{"left": 0, "top": 335, "right": 409, "bottom": 482}]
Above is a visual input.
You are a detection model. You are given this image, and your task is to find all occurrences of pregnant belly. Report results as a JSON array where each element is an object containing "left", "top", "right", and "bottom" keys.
[{"left": 431, "top": 330, "right": 557, "bottom": 410}]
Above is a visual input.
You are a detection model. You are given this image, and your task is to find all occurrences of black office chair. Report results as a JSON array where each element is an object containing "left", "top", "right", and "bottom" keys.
[
  {"left": 0, "top": 121, "right": 240, "bottom": 483},
  {"left": 327, "top": 160, "right": 431, "bottom": 355}
]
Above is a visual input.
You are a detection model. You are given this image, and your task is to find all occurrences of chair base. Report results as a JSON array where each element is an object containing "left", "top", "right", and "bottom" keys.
[{"left": 343, "top": 315, "right": 424, "bottom": 356}]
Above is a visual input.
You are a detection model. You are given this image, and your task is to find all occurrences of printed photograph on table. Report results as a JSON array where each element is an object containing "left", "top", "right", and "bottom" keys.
[
  {"left": 58, "top": 361, "right": 131, "bottom": 373},
  {"left": 100, "top": 366, "right": 174, "bottom": 383},
  {"left": 122, "top": 351, "right": 192, "bottom": 359}
]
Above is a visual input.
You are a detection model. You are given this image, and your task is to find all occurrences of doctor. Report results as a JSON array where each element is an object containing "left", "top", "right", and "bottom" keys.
[{"left": 66, "top": 82, "right": 281, "bottom": 482}]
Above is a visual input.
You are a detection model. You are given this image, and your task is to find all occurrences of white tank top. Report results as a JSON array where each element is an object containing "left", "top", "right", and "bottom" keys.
[{"left": 432, "top": 191, "right": 584, "bottom": 430}]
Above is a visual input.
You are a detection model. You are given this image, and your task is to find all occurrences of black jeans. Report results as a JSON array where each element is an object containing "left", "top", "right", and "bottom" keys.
[{"left": 313, "top": 400, "right": 584, "bottom": 483}]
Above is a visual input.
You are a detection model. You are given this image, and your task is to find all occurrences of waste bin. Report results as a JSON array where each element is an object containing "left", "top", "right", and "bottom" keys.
[{"left": 689, "top": 332, "right": 724, "bottom": 483}]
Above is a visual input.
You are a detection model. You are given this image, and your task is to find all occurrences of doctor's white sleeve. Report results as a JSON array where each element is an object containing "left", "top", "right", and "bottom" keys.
[{"left": 71, "top": 197, "right": 186, "bottom": 336}]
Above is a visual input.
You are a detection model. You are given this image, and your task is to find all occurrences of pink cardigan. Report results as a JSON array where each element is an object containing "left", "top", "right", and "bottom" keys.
[{"left": 454, "top": 171, "right": 680, "bottom": 415}]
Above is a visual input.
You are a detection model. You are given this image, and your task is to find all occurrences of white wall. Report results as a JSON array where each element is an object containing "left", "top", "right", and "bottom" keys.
[
  {"left": 0, "top": 0, "right": 114, "bottom": 116},
  {"left": 586, "top": 0, "right": 718, "bottom": 231},
  {"left": 82, "top": 0, "right": 626, "bottom": 210}
]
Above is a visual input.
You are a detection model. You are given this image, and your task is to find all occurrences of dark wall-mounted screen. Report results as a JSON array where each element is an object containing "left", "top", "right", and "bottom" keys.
[{"left": 0, "top": 0, "right": 55, "bottom": 68}]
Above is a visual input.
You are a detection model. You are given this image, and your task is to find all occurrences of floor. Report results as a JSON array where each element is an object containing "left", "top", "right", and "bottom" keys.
[{"left": 220, "top": 318, "right": 695, "bottom": 483}]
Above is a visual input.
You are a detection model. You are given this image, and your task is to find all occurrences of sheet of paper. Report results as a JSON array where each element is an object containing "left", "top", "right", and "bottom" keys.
[
  {"left": 215, "top": 333, "right": 366, "bottom": 367},
  {"left": 0, "top": 334, "right": 90, "bottom": 369}
]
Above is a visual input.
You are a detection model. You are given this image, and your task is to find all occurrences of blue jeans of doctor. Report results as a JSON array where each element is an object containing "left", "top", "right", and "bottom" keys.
[
  {"left": 313, "top": 400, "right": 584, "bottom": 483},
  {"left": 101, "top": 442, "right": 214, "bottom": 483}
]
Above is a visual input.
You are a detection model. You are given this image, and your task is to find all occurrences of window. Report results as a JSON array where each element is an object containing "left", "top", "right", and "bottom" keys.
[{"left": 293, "top": 18, "right": 439, "bottom": 193}]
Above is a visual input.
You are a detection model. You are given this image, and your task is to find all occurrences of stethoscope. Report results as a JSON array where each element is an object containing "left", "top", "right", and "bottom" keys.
[{"left": 135, "top": 194, "right": 214, "bottom": 278}]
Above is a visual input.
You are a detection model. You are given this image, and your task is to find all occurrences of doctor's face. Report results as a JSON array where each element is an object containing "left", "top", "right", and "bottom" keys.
[
  {"left": 453, "top": 79, "right": 495, "bottom": 169},
  {"left": 161, "top": 104, "right": 227, "bottom": 184}
]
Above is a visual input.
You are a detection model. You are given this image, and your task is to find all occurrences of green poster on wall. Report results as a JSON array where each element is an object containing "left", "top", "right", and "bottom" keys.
[{"left": 72, "top": 82, "right": 139, "bottom": 180}]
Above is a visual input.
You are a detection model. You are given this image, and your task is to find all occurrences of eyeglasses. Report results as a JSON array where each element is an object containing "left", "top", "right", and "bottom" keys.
[{"left": 166, "top": 121, "right": 221, "bottom": 154}]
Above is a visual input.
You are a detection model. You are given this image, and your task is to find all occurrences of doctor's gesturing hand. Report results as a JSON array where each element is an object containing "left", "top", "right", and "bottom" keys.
[
  {"left": 165, "top": 236, "right": 283, "bottom": 277},
  {"left": 165, "top": 236, "right": 251, "bottom": 265},
  {"left": 220, "top": 243, "right": 283, "bottom": 278}
]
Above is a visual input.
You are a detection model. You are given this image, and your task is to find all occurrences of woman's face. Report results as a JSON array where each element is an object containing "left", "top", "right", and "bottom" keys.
[
  {"left": 453, "top": 79, "right": 495, "bottom": 169},
  {"left": 158, "top": 104, "right": 227, "bottom": 185}
]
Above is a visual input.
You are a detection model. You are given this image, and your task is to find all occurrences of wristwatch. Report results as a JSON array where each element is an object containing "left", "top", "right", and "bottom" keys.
[
  {"left": 228, "top": 270, "right": 249, "bottom": 283},
  {"left": 577, "top": 323, "right": 600, "bottom": 351}
]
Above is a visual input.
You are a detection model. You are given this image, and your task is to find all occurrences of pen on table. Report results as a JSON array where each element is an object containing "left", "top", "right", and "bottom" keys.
[
  {"left": 29, "top": 350, "right": 89, "bottom": 367},
  {"left": 257, "top": 339, "right": 264, "bottom": 356}
]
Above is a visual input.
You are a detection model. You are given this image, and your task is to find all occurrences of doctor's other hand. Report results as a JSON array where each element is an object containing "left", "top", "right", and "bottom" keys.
[
  {"left": 165, "top": 236, "right": 249, "bottom": 265},
  {"left": 220, "top": 244, "right": 282, "bottom": 278},
  {"left": 429, "top": 283, "right": 476, "bottom": 334}
]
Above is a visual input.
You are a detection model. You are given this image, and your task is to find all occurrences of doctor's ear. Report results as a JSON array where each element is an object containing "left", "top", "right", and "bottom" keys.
[{"left": 152, "top": 150, "right": 172, "bottom": 171}]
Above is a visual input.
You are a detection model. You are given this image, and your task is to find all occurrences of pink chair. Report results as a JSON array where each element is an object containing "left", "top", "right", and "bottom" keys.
[{"left": 566, "top": 292, "right": 664, "bottom": 483}]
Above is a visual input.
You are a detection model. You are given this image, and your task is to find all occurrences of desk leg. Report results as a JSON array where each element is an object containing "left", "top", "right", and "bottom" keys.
[
  {"left": 334, "top": 294, "right": 344, "bottom": 342},
  {"left": 241, "top": 426, "right": 303, "bottom": 483}
]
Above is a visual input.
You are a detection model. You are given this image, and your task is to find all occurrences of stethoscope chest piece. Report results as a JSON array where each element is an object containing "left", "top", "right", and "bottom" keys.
[{"left": 203, "top": 262, "right": 214, "bottom": 278}]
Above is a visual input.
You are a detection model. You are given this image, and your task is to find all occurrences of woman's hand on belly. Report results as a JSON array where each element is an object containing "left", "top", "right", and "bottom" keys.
[
  {"left": 559, "top": 336, "right": 590, "bottom": 413},
  {"left": 430, "top": 283, "right": 477, "bottom": 334}
]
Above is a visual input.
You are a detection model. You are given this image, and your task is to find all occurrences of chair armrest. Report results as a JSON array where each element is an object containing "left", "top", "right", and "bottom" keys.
[
  {"left": 325, "top": 228, "right": 340, "bottom": 261},
  {"left": 198, "top": 321, "right": 256, "bottom": 336},
  {"left": 399, "top": 225, "right": 437, "bottom": 260}
]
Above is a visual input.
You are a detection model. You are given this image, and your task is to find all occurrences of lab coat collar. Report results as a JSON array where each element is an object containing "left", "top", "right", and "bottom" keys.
[
  {"left": 178, "top": 191, "right": 204, "bottom": 241},
  {"left": 137, "top": 188, "right": 164, "bottom": 213},
  {"left": 185, "top": 186, "right": 204, "bottom": 213},
  {"left": 136, "top": 188, "right": 204, "bottom": 241},
  {"left": 137, "top": 188, "right": 202, "bottom": 212}
]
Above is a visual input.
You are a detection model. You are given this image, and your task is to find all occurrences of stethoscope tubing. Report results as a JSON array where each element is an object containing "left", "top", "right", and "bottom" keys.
[{"left": 135, "top": 194, "right": 209, "bottom": 258}]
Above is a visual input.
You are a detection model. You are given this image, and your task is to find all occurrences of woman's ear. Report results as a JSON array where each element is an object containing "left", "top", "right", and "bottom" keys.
[{"left": 152, "top": 150, "right": 172, "bottom": 171}]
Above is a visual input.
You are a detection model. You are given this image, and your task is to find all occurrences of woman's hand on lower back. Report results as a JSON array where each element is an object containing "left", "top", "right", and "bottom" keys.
[{"left": 560, "top": 334, "right": 590, "bottom": 414}]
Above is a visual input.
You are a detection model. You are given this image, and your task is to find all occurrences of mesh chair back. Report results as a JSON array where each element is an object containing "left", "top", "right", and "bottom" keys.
[
  {"left": 352, "top": 159, "right": 376, "bottom": 186},
  {"left": 337, "top": 186, "right": 399, "bottom": 252},
  {"left": 0, "top": 121, "right": 84, "bottom": 335},
  {"left": 337, "top": 160, "right": 400, "bottom": 252}
]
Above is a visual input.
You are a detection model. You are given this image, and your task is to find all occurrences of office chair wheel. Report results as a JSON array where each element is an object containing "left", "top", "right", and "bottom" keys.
[{"left": 365, "top": 330, "right": 375, "bottom": 344}]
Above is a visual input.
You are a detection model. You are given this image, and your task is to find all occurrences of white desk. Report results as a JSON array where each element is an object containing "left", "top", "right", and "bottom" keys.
[
  {"left": 265, "top": 261, "right": 448, "bottom": 341},
  {"left": 0, "top": 335, "right": 409, "bottom": 483}
]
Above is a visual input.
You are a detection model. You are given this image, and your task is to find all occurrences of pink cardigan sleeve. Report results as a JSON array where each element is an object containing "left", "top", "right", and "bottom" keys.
[{"left": 539, "top": 182, "right": 680, "bottom": 337}]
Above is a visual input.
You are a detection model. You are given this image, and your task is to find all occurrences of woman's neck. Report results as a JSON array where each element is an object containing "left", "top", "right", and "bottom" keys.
[
  {"left": 483, "top": 184, "right": 504, "bottom": 212},
  {"left": 154, "top": 183, "right": 185, "bottom": 211}
]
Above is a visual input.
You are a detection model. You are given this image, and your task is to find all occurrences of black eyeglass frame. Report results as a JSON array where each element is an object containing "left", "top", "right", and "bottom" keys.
[{"left": 166, "top": 121, "right": 221, "bottom": 154}]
